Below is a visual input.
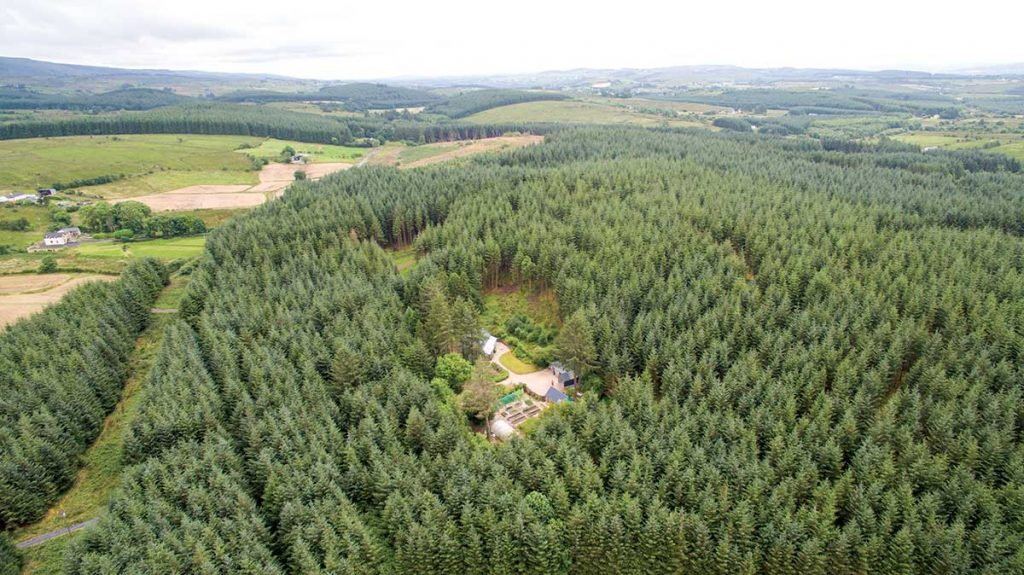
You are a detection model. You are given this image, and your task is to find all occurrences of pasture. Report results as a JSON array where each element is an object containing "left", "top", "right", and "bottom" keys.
[
  {"left": 237, "top": 138, "right": 367, "bottom": 163},
  {"left": 894, "top": 131, "right": 1024, "bottom": 161},
  {"left": 0, "top": 134, "right": 260, "bottom": 195},
  {"left": 71, "top": 236, "right": 206, "bottom": 259}
]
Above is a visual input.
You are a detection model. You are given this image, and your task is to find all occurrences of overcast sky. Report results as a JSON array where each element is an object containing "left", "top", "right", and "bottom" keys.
[{"left": 2, "top": 0, "right": 1023, "bottom": 80}]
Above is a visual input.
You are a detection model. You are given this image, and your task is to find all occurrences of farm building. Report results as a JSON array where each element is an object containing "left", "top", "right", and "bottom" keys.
[
  {"left": 545, "top": 387, "right": 570, "bottom": 404},
  {"left": 550, "top": 362, "right": 577, "bottom": 387},
  {"left": 481, "top": 330, "right": 498, "bottom": 357}
]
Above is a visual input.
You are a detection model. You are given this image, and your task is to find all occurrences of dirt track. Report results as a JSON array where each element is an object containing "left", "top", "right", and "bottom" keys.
[{"left": 0, "top": 274, "right": 116, "bottom": 329}]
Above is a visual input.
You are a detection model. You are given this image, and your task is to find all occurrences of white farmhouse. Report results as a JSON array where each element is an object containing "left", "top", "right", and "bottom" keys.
[{"left": 43, "top": 231, "right": 68, "bottom": 247}]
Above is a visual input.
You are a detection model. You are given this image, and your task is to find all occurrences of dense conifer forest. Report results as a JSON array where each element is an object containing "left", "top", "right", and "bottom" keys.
[
  {"left": 0, "top": 259, "right": 167, "bottom": 529},
  {"left": 53, "top": 127, "right": 1023, "bottom": 573},
  {"left": 0, "top": 103, "right": 550, "bottom": 145}
]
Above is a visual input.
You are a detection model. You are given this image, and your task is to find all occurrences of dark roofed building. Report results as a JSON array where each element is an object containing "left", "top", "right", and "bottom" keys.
[
  {"left": 550, "top": 361, "right": 577, "bottom": 387},
  {"left": 545, "top": 387, "right": 569, "bottom": 404}
]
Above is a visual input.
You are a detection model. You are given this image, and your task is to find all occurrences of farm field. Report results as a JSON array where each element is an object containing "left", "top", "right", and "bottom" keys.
[
  {"left": 70, "top": 236, "right": 206, "bottom": 259},
  {"left": 111, "top": 159, "right": 352, "bottom": 211},
  {"left": 0, "top": 134, "right": 360, "bottom": 202},
  {"left": 236, "top": 138, "right": 367, "bottom": 163},
  {"left": 0, "top": 134, "right": 260, "bottom": 195},
  {"left": 0, "top": 273, "right": 116, "bottom": 329},
  {"left": 893, "top": 131, "right": 1024, "bottom": 160},
  {"left": 0, "top": 205, "right": 51, "bottom": 249},
  {"left": 465, "top": 99, "right": 705, "bottom": 127}
]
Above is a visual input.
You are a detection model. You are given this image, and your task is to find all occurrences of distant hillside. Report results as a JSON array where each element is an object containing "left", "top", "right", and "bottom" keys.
[
  {"left": 218, "top": 83, "right": 439, "bottom": 110},
  {"left": 0, "top": 87, "right": 189, "bottom": 111},
  {"left": 0, "top": 56, "right": 314, "bottom": 96},
  {"left": 426, "top": 89, "right": 569, "bottom": 118}
]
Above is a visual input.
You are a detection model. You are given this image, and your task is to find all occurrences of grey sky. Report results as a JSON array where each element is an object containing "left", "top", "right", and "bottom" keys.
[{"left": 2, "top": 0, "right": 1022, "bottom": 80}]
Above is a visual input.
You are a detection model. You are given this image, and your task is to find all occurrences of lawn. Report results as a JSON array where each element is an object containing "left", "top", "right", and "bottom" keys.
[
  {"left": 238, "top": 138, "right": 367, "bottom": 163},
  {"left": 0, "top": 134, "right": 262, "bottom": 195},
  {"left": 500, "top": 350, "right": 541, "bottom": 374},
  {"left": 72, "top": 236, "right": 206, "bottom": 260},
  {"left": 466, "top": 99, "right": 704, "bottom": 127}
]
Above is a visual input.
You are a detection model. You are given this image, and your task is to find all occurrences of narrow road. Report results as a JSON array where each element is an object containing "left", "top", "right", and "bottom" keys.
[
  {"left": 16, "top": 518, "right": 97, "bottom": 549},
  {"left": 355, "top": 147, "right": 382, "bottom": 168}
]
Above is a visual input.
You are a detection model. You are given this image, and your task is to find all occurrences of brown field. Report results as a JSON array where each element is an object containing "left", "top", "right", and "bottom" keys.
[
  {"left": 0, "top": 273, "right": 116, "bottom": 329},
  {"left": 114, "top": 162, "right": 353, "bottom": 210}
]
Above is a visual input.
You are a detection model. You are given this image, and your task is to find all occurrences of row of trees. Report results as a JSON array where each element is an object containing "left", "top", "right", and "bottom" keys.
[
  {"left": 0, "top": 258, "right": 167, "bottom": 528},
  {"left": 0, "top": 101, "right": 554, "bottom": 146},
  {"left": 78, "top": 200, "right": 206, "bottom": 238},
  {"left": 67, "top": 127, "right": 1023, "bottom": 572}
]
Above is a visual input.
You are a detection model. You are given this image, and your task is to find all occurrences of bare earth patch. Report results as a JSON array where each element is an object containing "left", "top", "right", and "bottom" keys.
[
  {"left": 113, "top": 162, "right": 353, "bottom": 210},
  {"left": 0, "top": 274, "right": 116, "bottom": 329}
]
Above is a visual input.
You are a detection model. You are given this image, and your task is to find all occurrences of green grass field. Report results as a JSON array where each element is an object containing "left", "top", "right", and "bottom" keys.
[
  {"left": 238, "top": 138, "right": 367, "bottom": 163},
  {"left": 0, "top": 205, "right": 51, "bottom": 249},
  {"left": 893, "top": 132, "right": 1024, "bottom": 161},
  {"left": 466, "top": 99, "right": 704, "bottom": 127},
  {"left": 0, "top": 134, "right": 262, "bottom": 194},
  {"left": 71, "top": 236, "right": 206, "bottom": 259}
]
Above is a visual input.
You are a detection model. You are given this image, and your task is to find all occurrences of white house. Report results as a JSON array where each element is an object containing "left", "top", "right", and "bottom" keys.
[
  {"left": 41, "top": 227, "right": 82, "bottom": 247},
  {"left": 43, "top": 232, "right": 68, "bottom": 247}
]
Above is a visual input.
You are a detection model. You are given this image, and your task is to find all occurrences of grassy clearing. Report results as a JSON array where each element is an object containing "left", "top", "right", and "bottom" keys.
[
  {"left": 388, "top": 246, "right": 417, "bottom": 275},
  {"left": 466, "top": 100, "right": 704, "bottom": 127},
  {"left": 71, "top": 236, "right": 205, "bottom": 260},
  {"left": 0, "top": 134, "right": 261, "bottom": 195},
  {"left": 399, "top": 142, "right": 469, "bottom": 164},
  {"left": 238, "top": 138, "right": 366, "bottom": 163},
  {"left": 482, "top": 286, "right": 560, "bottom": 369},
  {"left": 14, "top": 289, "right": 183, "bottom": 573}
]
